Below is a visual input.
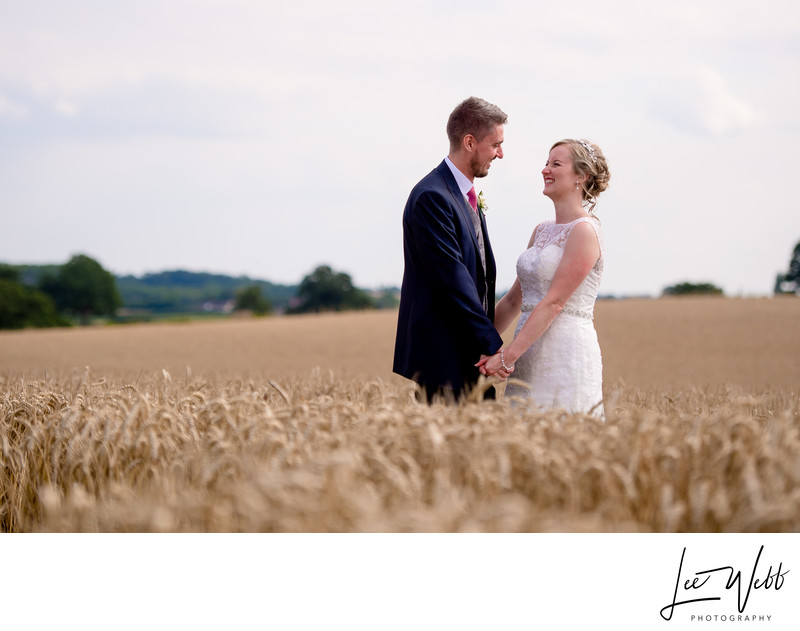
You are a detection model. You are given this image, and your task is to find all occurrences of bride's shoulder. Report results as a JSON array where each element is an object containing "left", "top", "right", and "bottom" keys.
[
  {"left": 568, "top": 217, "right": 604, "bottom": 255},
  {"left": 573, "top": 215, "right": 602, "bottom": 235}
]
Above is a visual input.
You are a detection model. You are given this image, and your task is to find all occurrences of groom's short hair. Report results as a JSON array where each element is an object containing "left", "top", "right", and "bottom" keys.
[{"left": 447, "top": 97, "right": 507, "bottom": 152}]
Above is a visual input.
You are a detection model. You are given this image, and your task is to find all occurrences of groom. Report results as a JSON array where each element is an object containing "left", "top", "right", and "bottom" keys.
[{"left": 393, "top": 96, "right": 507, "bottom": 403}]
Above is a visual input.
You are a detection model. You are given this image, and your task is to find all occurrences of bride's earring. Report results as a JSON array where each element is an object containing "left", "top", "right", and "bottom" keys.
[{"left": 575, "top": 181, "right": 580, "bottom": 190}]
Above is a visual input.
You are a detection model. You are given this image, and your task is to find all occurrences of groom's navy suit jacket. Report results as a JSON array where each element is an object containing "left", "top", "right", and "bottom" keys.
[{"left": 393, "top": 160, "right": 504, "bottom": 397}]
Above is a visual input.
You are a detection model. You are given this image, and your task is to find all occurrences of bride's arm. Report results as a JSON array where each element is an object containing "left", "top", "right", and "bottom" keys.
[{"left": 482, "top": 221, "right": 600, "bottom": 373}]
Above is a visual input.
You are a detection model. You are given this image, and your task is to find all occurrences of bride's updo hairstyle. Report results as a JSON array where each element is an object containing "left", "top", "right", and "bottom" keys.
[{"left": 552, "top": 139, "right": 610, "bottom": 214}]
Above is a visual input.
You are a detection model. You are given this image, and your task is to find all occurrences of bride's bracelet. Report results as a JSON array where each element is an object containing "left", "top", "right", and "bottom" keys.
[{"left": 500, "top": 349, "right": 512, "bottom": 371}]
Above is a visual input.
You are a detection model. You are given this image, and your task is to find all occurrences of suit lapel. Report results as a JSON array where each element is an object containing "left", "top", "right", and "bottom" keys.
[{"left": 435, "top": 161, "right": 492, "bottom": 313}]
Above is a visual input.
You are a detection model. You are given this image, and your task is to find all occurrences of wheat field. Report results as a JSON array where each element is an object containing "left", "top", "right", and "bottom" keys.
[{"left": 1, "top": 297, "right": 799, "bottom": 532}]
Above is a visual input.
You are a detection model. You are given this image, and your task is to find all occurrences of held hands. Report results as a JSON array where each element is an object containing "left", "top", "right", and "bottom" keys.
[{"left": 476, "top": 349, "right": 515, "bottom": 380}]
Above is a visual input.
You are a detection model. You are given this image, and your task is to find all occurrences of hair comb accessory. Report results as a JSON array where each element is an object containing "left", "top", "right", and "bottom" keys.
[{"left": 578, "top": 139, "right": 597, "bottom": 163}]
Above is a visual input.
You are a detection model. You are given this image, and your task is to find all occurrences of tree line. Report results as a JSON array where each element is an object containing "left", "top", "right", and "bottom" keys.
[
  {"left": 9, "top": 240, "right": 796, "bottom": 330},
  {"left": 1, "top": 255, "right": 398, "bottom": 330},
  {"left": 1, "top": 255, "right": 119, "bottom": 329}
]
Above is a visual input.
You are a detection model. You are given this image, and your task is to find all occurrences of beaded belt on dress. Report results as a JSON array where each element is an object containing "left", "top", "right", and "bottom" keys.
[{"left": 520, "top": 303, "right": 594, "bottom": 320}]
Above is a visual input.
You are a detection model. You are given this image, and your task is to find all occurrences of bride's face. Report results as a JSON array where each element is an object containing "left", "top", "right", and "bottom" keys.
[{"left": 542, "top": 145, "right": 580, "bottom": 199}]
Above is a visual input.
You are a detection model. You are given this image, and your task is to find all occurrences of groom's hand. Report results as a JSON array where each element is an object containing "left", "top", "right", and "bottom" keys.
[{"left": 477, "top": 352, "right": 514, "bottom": 379}]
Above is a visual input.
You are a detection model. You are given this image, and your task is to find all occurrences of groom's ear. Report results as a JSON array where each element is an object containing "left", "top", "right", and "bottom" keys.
[{"left": 462, "top": 134, "right": 476, "bottom": 153}]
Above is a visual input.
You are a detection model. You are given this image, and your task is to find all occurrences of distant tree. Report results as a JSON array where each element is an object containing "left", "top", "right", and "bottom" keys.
[
  {"left": 234, "top": 285, "right": 273, "bottom": 315},
  {"left": 10, "top": 264, "right": 62, "bottom": 286},
  {"left": 662, "top": 282, "right": 724, "bottom": 296},
  {"left": 372, "top": 287, "right": 400, "bottom": 309},
  {"left": 775, "top": 241, "right": 800, "bottom": 295},
  {"left": 289, "top": 265, "right": 374, "bottom": 313},
  {"left": 115, "top": 271, "right": 297, "bottom": 314},
  {"left": 0, "top": 271, "right": 66, "bottom": 329},
  {"left": 0, "top": 264, "right": 20, "bottom": 282},
  {"left": 39, "top": 254, "right": 122, "bottom": 323}
]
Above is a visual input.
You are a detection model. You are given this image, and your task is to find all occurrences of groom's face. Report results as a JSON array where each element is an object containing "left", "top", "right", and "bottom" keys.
[{"left": 470, "top": 124, "right": 504, "bottom": 179}]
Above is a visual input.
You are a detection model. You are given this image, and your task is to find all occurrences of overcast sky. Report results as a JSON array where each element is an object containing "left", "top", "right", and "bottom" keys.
[{"left": 2, "top": 0, "right": 799, "bottom": 296}]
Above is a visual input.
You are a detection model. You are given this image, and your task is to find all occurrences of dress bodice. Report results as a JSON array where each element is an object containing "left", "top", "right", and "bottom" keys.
[
  {"left": 516, "top": 217, "right": 603, "bottom": 319},
  {"left": 505, "top": 216, "right": 605, "bottom": 416}
]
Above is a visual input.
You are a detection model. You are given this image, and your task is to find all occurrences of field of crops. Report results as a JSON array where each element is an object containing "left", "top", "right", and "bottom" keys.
[{"left": 1, "top": 297, "right": 799, "bottom": 532}]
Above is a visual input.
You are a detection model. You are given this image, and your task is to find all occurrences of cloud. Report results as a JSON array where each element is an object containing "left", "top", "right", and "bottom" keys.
[
  {"left": 0, "top": 93, "right": 28, "bottom": 120},
  {"left": 648, "top": 65, "right": 761, "bottom": 137},
  {"left": 53, "top": 100, "right": 79, "bottom": 117},
  {"left": 0, "top": 78, "right": 284, "bottom": 147}
]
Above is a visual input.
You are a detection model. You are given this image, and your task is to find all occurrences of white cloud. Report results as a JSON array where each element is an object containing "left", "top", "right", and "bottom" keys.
[
  {"left": 53, "top": 99, "right": 79, "bottom": 117},
  {"left": 0, "top": 94, "right": 28, "bottom": 120},
  {"left": 648, "top": 65, "right": 761, "bottom": 137}
]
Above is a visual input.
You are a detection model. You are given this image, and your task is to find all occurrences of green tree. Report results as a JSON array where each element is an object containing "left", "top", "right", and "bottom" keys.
[
  {"left": 40, "top": 254, "right": 122, "bottom": 323},
  {"left": 234, "top": 285, "right": 273, "bottom": 315},
  {"left": 662, "top": 282, "right": 724, "bottom": 296},
  {"left": 0, "top": 266, "right": 66, "bottom": 329},
  {"left": 0, "top": 264, "right": 20, "bottom": 282},
  {"left": 289, "top": 265, "right": 373, "bottom": 313},
  {"left": 775, "top": 241, "right": 800, "bottom": 294}
]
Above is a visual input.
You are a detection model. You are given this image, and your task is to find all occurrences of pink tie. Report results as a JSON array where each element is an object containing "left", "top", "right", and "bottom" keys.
[{"left": 467, "top": 187, "right": 478, "bottom": 212}]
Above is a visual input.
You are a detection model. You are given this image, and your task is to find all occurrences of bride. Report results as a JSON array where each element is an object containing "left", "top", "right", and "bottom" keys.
[{"left": 478, "top": 139, "right": 610, "bottom": 417}]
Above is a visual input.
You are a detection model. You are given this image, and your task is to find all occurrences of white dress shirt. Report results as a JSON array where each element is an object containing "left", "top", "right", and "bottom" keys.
[{"left": 444, "top": 156, "right": 474, "bottom": 201}]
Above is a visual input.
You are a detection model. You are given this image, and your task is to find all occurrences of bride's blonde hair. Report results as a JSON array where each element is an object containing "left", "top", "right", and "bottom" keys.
[{"left": 551, "top": 139, "right": 610, "bottom": 214}]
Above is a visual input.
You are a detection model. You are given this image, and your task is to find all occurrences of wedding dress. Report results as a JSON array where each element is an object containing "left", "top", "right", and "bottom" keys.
[{"left": 503, "top": 217, "right": 604, "bottom": 417}]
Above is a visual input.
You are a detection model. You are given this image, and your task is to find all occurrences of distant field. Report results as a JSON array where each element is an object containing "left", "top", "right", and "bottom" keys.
[
  {"left": 1, "top": 297, "right": 798, "bottom": 388},
  {"left": 1, "top": 297, "right": 799, "bottom": 533}
]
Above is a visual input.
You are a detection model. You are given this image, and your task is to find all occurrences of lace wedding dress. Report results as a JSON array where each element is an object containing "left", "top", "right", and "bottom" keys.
[{"left": 504, "top": 217, "right": 605, "bottom": 417}]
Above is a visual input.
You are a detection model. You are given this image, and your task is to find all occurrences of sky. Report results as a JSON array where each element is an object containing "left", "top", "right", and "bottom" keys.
[{"left": 2, "top": 0, "right": 799, "bottom": 297}]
